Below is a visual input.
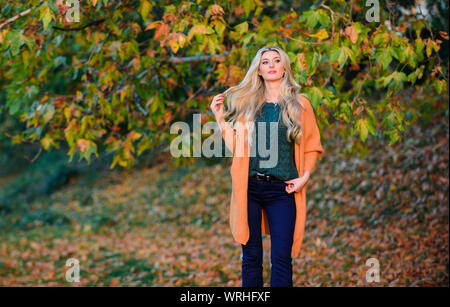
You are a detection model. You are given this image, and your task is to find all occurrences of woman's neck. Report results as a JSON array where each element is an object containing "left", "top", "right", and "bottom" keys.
[{"left": 264, "top": 81, "right": 281, "bottom": 104}]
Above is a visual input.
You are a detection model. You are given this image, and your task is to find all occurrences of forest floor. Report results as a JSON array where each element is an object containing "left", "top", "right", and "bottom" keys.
[{"left": 0, "top": 111, "right": 448, "bottom": 286}]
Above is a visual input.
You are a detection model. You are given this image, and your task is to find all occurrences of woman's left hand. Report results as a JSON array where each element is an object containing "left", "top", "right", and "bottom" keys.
[{"left": 284, "top": 173, "right": 309, "bottom": 194}]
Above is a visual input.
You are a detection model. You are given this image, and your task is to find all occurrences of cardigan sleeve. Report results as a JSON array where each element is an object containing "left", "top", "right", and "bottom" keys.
[{"left": 301, "top": 97, "right": 324, "bottom": 174}]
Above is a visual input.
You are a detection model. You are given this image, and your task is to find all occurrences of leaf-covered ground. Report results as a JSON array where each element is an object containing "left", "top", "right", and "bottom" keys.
[{"left": 0, "top": 115, "right": 448, "bottom": 286}]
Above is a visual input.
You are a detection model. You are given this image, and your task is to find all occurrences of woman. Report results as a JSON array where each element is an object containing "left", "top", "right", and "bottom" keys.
[{"left": 209, "top": 46, "right": 324, "bottom": 287}]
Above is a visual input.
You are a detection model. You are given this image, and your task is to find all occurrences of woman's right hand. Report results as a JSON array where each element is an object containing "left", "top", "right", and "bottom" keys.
[{"left": 209, "top": 92, "right": 225, "bottom": 122}]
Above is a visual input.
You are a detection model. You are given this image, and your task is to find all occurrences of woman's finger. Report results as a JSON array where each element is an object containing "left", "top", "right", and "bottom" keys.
[{"left": 213, "top": 99, "right": 223, "bottom": 107}]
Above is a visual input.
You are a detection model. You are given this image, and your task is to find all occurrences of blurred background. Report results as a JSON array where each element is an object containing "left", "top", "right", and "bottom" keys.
[{"left": 0, "top": 0, "right": 448, "bottom": 286}]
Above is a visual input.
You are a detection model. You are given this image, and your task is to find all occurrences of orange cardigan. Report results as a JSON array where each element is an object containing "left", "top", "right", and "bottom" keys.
[{"left": 221, "top": 95, "right": 324, "bottom": 258}]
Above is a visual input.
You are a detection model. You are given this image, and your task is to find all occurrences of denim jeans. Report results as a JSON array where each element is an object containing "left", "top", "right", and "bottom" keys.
[{"left": 241, "top": 176, "right": 297, "bottom": 287}]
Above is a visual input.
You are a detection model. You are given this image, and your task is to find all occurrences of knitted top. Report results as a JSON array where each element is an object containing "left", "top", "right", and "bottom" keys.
[{"left": 248, "top": 102, "right": 299, "bottom": 180}]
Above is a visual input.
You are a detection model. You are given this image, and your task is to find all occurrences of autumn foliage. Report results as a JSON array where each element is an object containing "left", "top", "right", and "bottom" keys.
[{"left": 0, "top": 0, "right": 448, "bottom": 167}]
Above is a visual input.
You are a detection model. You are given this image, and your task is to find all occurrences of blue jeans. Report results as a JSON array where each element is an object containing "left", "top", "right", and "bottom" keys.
[{"left": 241, "top": 176, "right": 297, "bottom": 287}]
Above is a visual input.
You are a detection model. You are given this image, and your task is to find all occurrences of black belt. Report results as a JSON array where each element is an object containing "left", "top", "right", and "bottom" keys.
[{"left": 251, "top": 172, "right": 283, "bottom": 182}]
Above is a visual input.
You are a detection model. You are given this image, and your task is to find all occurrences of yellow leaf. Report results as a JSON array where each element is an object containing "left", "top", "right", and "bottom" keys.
[
  {"left": 0, "top": 29, "right": 7, "bottom": 44},
  {"left": 118, "top": 156, "right": 128, "bottom": 167},
  {"left": 64, "top": 107, "right": 71, "bottom": 121},
  {"left": 128, "top": 130, "right": 142, "bottom": 141},
  {"left": 188, "top": 24, "right": 208, "bottom": 40},
  {"left": 41, "top": 135, "right": 53, "bottom": 150},
  {"left": 167, "top": 33, "right": 187, "bottom": 53},
  {"left": 308, "top": 28, "right": 329, "bottom": 41},
  {"left": 41, "top": 5, "right": 54, "bottom": 30}
]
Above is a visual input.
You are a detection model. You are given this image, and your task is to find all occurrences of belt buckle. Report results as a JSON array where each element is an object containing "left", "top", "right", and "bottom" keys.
[{"left": 256, "top": 172, "right": 269, "bottom": 181}]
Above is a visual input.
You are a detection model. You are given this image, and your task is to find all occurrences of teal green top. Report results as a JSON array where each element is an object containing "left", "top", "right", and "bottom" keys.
[{"left": 248, "top": 102, "right": 299, "bottom": 181}]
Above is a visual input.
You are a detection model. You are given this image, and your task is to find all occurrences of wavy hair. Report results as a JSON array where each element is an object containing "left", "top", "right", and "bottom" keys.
[{"left": 222, "top": 45, "right": 309, "bottom": 147}]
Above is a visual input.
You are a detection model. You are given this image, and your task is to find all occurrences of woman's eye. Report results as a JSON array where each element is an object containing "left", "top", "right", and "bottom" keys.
[{"left": 262, "top": 59, "right": 280, "bottom": 64}]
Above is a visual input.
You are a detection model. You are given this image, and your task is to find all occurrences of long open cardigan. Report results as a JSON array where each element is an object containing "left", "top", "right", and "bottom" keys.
[{"left": 220, "top": 95, "right": 324, "bottom": 258}]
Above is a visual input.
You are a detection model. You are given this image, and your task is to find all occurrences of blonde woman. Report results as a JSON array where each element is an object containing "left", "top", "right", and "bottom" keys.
[{"left": 210, "top": 45, "right": 324, "bottom": 287}]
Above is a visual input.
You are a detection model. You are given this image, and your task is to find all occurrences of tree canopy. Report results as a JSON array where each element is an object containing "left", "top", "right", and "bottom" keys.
[{"left": 0, "top": 0, "right": 448, "bottom": 168}]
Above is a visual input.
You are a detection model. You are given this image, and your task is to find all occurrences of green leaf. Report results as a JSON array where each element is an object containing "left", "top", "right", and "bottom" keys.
[
  {"left": 379, "top": 71, "right": 407, "bottom": 90},
  {"left": 317, "top": 9, "right": 331, "bottom": 27},
  {"left": 391, "top": 46, "right": 405, "bottom": 62},
  {"left": 387, "top": 128, "right": 401, "bottom": 145},
  {"left": 378, "top": 49, "right": 393, "bottom": 70},
  {"left": 6, "top": 29, "right": 25, "bottom": 56},
  {"left": 404, "top": 44, "right": 416, "bottom": 67},
  {"left": 407, "top": 65, "right": 424, "bottom": 84},
  {"left": 415, "top": 38, "right": 424, "bottom": 55},
  {"left": 307, "top": 87, "right": 323, "bottom": 108},
  {"left": 137, "top": 136, "right": 152, "bottom": 156},
  {"left": 373, "top": 32, "right": 389, "bottom": 46},
  {"left": 148, "top": 95, "right": 160, "bottom": 114},
  {"left": 330, "top": 46, "right": 353, "bottom": 69},
  {"left": 8, "top": 99, "right": 21, "bottom": 115},
  {"left": 299, "top": 9, "right": 330, "bottom": 29},
  {"left": 382, "top": 110, "right": 395, "bottom": 128},
  {"left": 432, "top": 78, "right": 446, "bottom": 94}
]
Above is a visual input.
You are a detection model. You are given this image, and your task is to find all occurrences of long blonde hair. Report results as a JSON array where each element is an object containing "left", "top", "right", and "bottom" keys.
[{"left": 223, "top": 45, "right": 308, "bottom": 147}]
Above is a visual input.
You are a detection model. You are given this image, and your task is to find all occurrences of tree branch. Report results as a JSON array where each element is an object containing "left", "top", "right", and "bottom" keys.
[
  {"left": 52, "top": 18, "right": 106, "bottom": 31},
  {"left": 167, "top": 51, "right": 229, "bottom": 64}
]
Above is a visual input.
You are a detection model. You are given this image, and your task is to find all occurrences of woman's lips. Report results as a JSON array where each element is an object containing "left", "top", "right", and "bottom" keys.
[{"left": 268, "top": 71, "right": 276, "bottom": 74}]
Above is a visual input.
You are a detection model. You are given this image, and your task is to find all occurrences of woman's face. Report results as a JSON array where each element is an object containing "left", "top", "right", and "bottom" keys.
[{"left": 258, "top": 50, "right": 286, "bottom": 81}]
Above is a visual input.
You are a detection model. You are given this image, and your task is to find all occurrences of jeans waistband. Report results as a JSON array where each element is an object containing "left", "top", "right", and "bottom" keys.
[{"left": 250, "top": 172, "right": 284, "bottom": 182}]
